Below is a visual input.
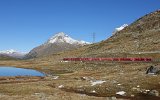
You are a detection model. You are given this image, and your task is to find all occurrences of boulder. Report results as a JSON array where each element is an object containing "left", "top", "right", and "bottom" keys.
[
  {"left": 148, "top": 90, "right": 159, "bottom": 96},
  {"left": 146, "top": 66, "right": 160, "bottom": 75}
]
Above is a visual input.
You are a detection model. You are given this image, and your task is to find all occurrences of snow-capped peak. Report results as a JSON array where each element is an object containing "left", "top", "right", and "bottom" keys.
[
  {"left": 0, "top": 49, "right": 17, "bottom": 54},
  {"left": 0, "top": 49, "right": 27, "bottom": 58},
  {"left": 54, "top": 32, "right": 66, "bottom": 37},
  {"left": 112, "top": 24, "right": 128, "bottom": 35},
  {"left": 46, "top": 32, "right": 90, "bottom": 45}
]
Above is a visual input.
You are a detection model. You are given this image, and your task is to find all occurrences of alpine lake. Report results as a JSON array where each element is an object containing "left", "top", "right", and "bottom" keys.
[{"left": 0, "top": 66, "right": 45, "bottom": 77}]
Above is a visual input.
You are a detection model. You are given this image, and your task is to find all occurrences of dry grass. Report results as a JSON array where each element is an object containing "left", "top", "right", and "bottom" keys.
[{"left": 0, "top": 58, "right": 160, "bottom": 100}]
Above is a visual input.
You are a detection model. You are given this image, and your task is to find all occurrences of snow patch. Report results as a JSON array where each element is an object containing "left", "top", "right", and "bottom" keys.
[
  {"left": 91, "top": 90, "right": 96, "bottom": 93},
  {"left": 90, "top": 80, "right": 106, "bottom": 86},
  {"left": 60, "top": 61, "right": 69, "bottom": 63},
  {"left": 58, "top": 85, "right": 64, "bottom": 88},
  {"left": 137, "top": 85, "right": 140, "bottom": 88},
  {"left": 116, "top": 91, "right": 126, "bottom": 96},
  {"left": 52, "top": 76, "right": 59, "bottom": 79},
  {"left": 46, "top": 32, "right": 90, "bottom": 45},
  {"left": 117, "top": 84, "right": 121, "bottom": 86},
  {"left": 112, "top": 24, "right": 128, "bottom": 35},
  {"left": 146, "top": 90, "right": 150, "bottom": 92}
]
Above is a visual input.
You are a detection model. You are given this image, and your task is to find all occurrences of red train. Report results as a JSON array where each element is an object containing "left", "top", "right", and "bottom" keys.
[{"left": 63, "top": 58, "right": 152, "bottom": 62}]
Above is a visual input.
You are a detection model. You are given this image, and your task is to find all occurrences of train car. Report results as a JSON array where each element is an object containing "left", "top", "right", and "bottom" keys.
[{"left": 63, "top": 58, "right": 153, "bottom": 62}]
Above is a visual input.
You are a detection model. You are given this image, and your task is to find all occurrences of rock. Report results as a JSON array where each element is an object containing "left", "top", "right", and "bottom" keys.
[
  {"left": 132, "top": 87, "right": 141, "bottom": 92},
  {"left": 80, "top": 77, "right": 89, "bottom": 81},
  {"left": 148, "top": 90, "right": 159, "bottom": 96},
  {"left": 90, "top": 80, "right": 106, "bottom": 86},
  {"left": 146, "top": 66, "right": 159, "bottom": 75},
  {"left": 156, "top": 70, "right": 160, "bottom": 74}
]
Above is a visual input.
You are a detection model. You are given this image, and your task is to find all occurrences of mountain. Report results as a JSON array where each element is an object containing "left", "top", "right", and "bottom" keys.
[
  {"left": 53, "top": 10, "right": 160, "bottom": 58},
  {"left": 82, "top": 10, "right": 160, "bottom": 57},
  {"left": 45, "top": 32, "right": 90, "bottom": 45},
  {"left": 0, "top": 54, "right": 17, "bottom": 60},
  {"left": 25, "top": 32, "right": 90, "bottom": 58},
  {"left": 0, "top": 49, "right": 27, "bottom": 59},
  {"left": 112, "top": 24, "right": 128, "bottom": 35},
  {"left": 109, "top": 10, "right": 160, "bottom": 52}
]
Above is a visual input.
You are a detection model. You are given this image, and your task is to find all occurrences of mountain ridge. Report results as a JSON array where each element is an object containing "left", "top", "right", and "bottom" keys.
[
  {"left": 50, "top": 10, "right": 160, "bottom": 58},
  {"left": 0, "top": 49, "right": 27, "bottom": 59},
  {"left": 25, "top": 32, "right": 90, "bottom": 58},
  {"left": 45, "top": 32, "right": 90, "bottom": 45},
  {"left": 89, "top": 10, "right": 160, "bottom": 57}
]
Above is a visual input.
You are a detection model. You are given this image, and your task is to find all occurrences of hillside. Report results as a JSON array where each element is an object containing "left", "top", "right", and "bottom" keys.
[
  {"left": 25, "top": 10, "right": 160, "bottom": 60},
  {"left": 59, "top": 10, "right": 160, "bottom": 58}
]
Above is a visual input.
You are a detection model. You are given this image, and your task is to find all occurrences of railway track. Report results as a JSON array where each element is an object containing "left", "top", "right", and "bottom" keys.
[{"left": 63, "top": 58, "right": 156, "bottom": 62}]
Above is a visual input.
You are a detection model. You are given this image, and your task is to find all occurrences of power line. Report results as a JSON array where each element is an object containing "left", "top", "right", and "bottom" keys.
[{"left": 92, "top": 32, "right": 95, "bottom": 43}]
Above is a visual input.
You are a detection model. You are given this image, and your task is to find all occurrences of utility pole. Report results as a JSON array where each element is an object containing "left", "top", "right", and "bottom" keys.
[{"left": 92, "top": 32, "right": 95, "bottom": 43}]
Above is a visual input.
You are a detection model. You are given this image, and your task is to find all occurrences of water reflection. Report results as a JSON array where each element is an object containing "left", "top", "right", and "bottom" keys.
[{"left": 0, "top": 66, "right": 45, "bottom": 77}]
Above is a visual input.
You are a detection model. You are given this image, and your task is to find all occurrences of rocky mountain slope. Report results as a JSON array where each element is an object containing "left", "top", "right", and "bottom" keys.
[
  {"left": 26, "top": 10, "right": 160, "bottom": 59},
  {"left": 81, "top": 10, "right": 160, "bottom": 57},
  {"left": 47, "top": 10, "right": 160, "bottom": 59},
  {"left": 25, "top": 32, "right": 90, "bottom": 58}
]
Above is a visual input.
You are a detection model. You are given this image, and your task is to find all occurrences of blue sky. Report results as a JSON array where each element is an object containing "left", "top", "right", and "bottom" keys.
[{"left": 0, "top": 0, "right": 159, "bottom": 52}]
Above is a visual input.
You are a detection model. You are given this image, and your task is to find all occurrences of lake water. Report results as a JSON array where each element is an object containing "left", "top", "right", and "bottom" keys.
[{"left": 0, "top": 66, "right": 45, "bottom": 77}]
